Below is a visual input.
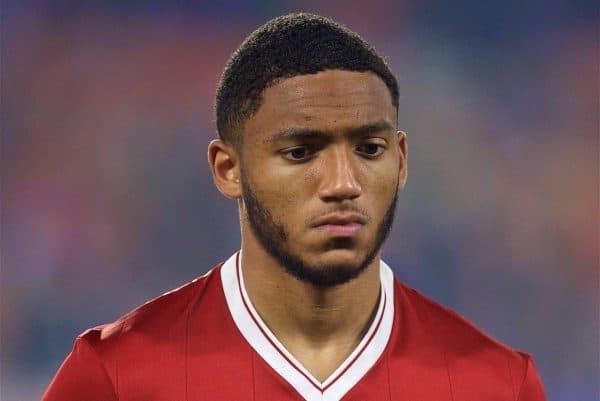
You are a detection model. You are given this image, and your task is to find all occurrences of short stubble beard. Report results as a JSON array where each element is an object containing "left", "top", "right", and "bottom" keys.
[{"left": 241, "top": 172, "right": 398, "bottom": 287}]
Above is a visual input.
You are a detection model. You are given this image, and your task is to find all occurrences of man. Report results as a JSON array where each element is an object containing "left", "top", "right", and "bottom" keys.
[{"left": 43, "top": 13, "right": 546, "bottom": 401}]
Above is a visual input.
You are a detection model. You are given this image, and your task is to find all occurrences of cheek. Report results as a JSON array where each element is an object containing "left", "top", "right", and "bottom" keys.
[
  {"left": 367, "top": 168, "right": 398, "bottom": 212},
  {"left": 377, "top": 173, "right": 398, "bottom": 196},
  {"left": 271, "top": 162, "right": 320, "bottom": 199},
  {"left": 274, "top": 187, "right": 300, "bottom": 220},
  {"left": 271, "top": 169, "right": 322, "bottom": 231},
  {"left": 253, "top": 174, "right": 305, "bottom": 222}
]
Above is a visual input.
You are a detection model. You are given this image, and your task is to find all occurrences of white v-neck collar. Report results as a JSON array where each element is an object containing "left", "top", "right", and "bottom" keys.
[{"left": 221, "top": 251, "right": 395, "bottom": 401}]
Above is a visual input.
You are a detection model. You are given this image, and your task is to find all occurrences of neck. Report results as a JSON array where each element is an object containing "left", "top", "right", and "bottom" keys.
[{"left": 240, "top": 227, "right": 381, "bottom": 380}]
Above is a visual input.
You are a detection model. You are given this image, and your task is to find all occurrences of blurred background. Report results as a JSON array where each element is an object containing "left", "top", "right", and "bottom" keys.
[{"left": 1, "top": 1, "right": 597, "bottom": 400}]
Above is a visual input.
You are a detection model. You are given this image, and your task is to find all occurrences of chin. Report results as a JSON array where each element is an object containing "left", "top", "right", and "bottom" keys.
[
  {"left": 304, "top": 249, "right": 368, "bottom": 272},
  {"left": 311, "top": 248, "right": 368, "bottom": 269},
  {"left": 274, "top": 245, "right": 377, "bottom": 287}
]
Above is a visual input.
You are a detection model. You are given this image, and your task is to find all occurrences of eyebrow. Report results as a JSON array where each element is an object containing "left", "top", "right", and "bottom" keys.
[{"left": 263, "top": 119, "right": 396, "bottom": 145}]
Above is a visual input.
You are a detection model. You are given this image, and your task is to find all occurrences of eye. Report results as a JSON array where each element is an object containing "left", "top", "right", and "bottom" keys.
[
  {"left": 355, "top": 142, "right": 386, "bottom": 157},
  {"left": 282, "top": 146, "right": 315, "bottom": 161}
]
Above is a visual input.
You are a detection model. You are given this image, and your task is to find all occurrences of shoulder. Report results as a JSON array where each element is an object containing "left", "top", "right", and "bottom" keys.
[
  {"left": 396, "top": 280, "right": 523, "bottom": 357},
  {"left": 79, "top": 264, "right": 222, "bottom": 354},
  {"left": 394, "top": 280, "right": 546, "bottom": 399},
  {"left": 42, "top": 265, "right": 225, "bottom": 400}
]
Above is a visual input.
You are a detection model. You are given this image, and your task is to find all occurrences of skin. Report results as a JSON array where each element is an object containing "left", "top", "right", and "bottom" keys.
[{"left": 208, "top": 70, "right": 407, "bottom": 382}]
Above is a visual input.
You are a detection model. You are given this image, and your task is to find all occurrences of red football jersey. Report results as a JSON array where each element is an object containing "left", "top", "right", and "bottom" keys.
[{"left": 43, "top": 252, "right": 546, "bottom": 400}]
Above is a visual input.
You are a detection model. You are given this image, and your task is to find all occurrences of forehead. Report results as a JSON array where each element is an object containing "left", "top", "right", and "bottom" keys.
[{"left": 243, "top": 70, "right": 396, "bottom": 142}]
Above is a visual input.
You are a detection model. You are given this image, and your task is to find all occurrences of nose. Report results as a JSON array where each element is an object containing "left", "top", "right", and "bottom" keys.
[{"left": 318, "top": 146, "right": 362, "bottom": 201}]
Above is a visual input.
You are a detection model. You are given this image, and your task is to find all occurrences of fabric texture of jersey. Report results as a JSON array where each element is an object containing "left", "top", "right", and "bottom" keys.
[{"left": 43, "top": 252, "right": 547, "bottom": 401}]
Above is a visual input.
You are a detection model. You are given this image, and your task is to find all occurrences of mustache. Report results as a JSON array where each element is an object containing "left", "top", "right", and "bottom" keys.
[{"left": 306, "top": 203, "right": 371, "bottom": 225}]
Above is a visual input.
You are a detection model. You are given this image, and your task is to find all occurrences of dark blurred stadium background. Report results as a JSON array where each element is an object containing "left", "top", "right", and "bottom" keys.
[{"left": 1, "top": 1, "right": 598, "bottom": 400}]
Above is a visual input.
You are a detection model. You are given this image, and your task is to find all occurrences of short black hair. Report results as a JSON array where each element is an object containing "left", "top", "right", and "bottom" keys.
[{"left": 215, "top": 12, "right": 399, "bottom": 147}]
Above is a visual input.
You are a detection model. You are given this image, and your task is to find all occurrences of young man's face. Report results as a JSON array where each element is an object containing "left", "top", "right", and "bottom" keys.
[{"left": 240, "top": 70, "right": 406, "bottom": 286}]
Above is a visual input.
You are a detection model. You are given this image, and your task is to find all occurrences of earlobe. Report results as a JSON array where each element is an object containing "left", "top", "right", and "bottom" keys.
[
  {"left": 207, "top": 139, "right": 242, "bottom": 199},
  {"left": 397, "top": 131, "right": 408, "bottom": 188}
]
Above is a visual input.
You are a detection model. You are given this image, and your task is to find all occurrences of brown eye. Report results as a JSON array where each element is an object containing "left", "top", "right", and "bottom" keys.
[
  {"left": 356, "top": 143, "right": 385, "bottom": 157},
  {"left": 282, "top": 146, "right": 313, "bottom": 161}
]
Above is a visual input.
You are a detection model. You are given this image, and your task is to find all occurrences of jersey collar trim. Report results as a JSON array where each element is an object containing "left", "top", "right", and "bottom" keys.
[{"left": 221, "top": 251, "right": 395, "bottom": 401}]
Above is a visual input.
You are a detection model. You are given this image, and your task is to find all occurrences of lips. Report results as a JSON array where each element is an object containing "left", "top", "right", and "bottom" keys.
[{"left": 311, "top": 213, "right": 367, "bottom": 237}]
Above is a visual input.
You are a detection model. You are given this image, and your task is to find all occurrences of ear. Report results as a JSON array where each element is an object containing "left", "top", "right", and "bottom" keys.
[
  {"left": 397, "top": 131, "right": 408, "bottom": 189},
  {"left": 208, "top": 139, "right": 242, "bottom": 199}
]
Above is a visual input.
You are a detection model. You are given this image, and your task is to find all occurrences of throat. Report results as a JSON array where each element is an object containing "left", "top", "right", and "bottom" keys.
[
  {"left": 288, "top": 338, "right": 364, "bottom": 382},
  {"left": 250, "top": 281, "right": 382, "bottom": 383},
  {"left": 239, "top": 244, "right": 383, "bottom": 383},
  {"left": 273, "top": 297, "right": 381, "bottom": 382}
]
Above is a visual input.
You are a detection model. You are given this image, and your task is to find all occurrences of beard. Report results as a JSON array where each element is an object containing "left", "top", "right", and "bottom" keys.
[{"left": 241, "top": 175, "right": 398, "bottom": 287}]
